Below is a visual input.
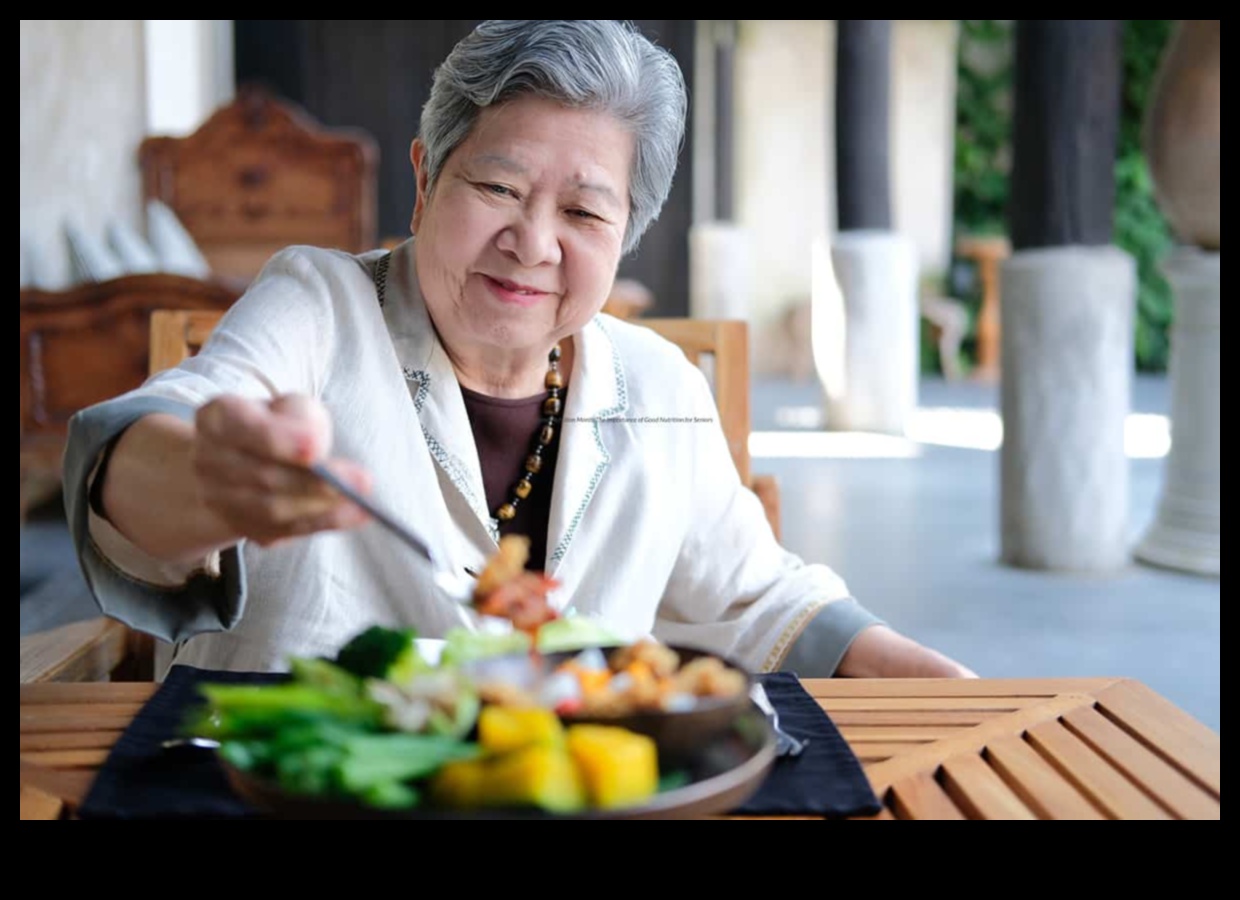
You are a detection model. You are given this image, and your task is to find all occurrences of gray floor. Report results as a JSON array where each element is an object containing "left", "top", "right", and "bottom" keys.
[
  {"left": 20, "top": 373, "right": 1219, "bottom": 736},
  {"left": 752, "top": 373, "right": 1219, "bottom": 735}
]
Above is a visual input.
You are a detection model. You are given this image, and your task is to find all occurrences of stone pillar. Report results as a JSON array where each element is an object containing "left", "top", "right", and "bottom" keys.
[
  {"left": 821, "top": 21, "right": 918, "bottom": 433},
  {"left": 825, "top": 231, "right": 919, "bottom": 434},
  {"left": 1134, "top": 20, "right": 1220, "bottom": 577},
  {"left": 1000, "top": 247, "right": 1136, "bottom": 571},
  {"left": 999, "top": 21, "right": 1131, "bottom": 571},
  {"left": 1135, "top": 250, "right": 1220, "bottom": 574}
]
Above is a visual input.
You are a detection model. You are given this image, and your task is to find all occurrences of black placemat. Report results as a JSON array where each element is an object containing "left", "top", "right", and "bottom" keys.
[
  {"left": 79, "top": 666, "right": 881, "bottom": 819},
  {"left": 732, "top": 672, "right": 882, "bottom": 818}
]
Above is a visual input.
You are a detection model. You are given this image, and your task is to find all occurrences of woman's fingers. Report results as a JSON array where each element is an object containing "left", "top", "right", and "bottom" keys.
[
  {"left": 192, "top": 393, "right": 372, "bottom": 542},
  {"left": 196, "top": 394, "right": 331, "bottom": 466}
]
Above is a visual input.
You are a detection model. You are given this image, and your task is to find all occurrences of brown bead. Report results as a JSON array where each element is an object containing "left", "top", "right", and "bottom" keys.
[
  {"left": 497, "top": 503, "right": 517, "bottom": 522},
  {"left": 539, "top": 424, "right": 555, "bottom": 445},
  {"left": 549, "top": 344, "right": 562, "bottom": 363},
  {"left": 525, "top": 454, "right": 543, "bottom": 474},
  {"left": 545, "top": 370, "right": 564, "bottom": 390},
  {"left": 514, "top": 479, "right": 532, "bottom": 499},
  {"left": 542, "top": 397, "right": 562, "bottom": 417}
]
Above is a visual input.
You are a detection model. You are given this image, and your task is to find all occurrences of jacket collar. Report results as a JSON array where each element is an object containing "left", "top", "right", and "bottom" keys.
[{"left": 378, "top": 239, "right": 628, "bottom": 576}]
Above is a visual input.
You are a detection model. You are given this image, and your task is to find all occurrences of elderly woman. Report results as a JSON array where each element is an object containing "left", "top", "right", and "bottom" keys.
[{"left": 65, "top": 20, "right": 974, "bottom": 680}]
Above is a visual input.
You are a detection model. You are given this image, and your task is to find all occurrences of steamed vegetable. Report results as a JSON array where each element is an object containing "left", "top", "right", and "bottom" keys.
[{"left": 333, "top": 625, "right": 426, "bottom": 683}]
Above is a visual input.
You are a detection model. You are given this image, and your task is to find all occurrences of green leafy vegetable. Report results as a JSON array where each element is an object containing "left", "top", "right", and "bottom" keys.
[{"left": 334, "top": 625, "right": 426, "bottom": 683}]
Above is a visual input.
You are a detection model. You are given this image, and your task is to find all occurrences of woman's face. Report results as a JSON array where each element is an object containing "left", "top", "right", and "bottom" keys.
[{"left": 411, "top": 94, "right": 634, "bottom": 358}]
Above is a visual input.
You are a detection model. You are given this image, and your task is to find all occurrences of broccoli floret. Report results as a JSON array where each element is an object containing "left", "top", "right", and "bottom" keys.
[{"left": 334, "top": 625, "right": 424, "bottom": 682}]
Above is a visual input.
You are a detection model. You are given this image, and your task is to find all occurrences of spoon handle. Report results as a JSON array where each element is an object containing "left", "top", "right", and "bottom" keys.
[{"left": 308, "top": 462, "right": 440, "bottom": 567}]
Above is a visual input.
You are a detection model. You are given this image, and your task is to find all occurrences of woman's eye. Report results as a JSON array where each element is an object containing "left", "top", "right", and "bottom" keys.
[
  {"left": 483, "top": 183, "right": 515, "bottom": 198},
  {"left": 568, "top": 208, "right": 600, "bottom": 221}
]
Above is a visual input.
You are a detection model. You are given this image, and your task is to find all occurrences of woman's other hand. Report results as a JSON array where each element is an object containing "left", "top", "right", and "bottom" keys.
[
  {"left": 192, "top": 393, "right": 372, "bottom": 546},
  {"left": 836, "top": 625, "right": 979, "bottom": 678}
]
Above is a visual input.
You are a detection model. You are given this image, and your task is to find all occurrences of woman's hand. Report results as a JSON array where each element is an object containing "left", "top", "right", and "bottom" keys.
[
  {"left": 192, "top": 393, "right": 372, "bottom": 547},
  {"left": 836, "top": 625, "right": 978, "bottom": 679}
]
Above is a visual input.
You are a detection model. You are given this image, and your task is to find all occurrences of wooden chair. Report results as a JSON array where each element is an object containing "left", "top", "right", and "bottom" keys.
[
  {"left": 139, "top": 85, "right": 379, "bottom": 286},
  {"left": 18, "top": 276, "right": 240, "bottom": 685},
  {"left": 20, "top": 274, "right": 242, "bottom": 522},
  {"left": 638, "top": 319, "right": 781, "bottom": 541}
]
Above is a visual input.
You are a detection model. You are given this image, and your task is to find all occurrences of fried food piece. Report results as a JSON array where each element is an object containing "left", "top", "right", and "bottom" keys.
[
  {"left": 608, "top": 640, "right": 680, "bottom": 679},
  {"left": 475, "top": 573, "right": 561, "bottom": 635},
  {"left": 472, "top": 535, "right": 561, "bottom": 636},
  {"left": 672, "top": 656, "right": 747, "bottom": 698},
  {"left": 473, "top": 535, "right": 531, "bottom": 601}
]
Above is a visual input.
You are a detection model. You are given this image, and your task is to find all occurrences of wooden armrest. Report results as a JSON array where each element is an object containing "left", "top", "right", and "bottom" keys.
[
  {"left": 750, "top": 473, "right": 782, "bottom": 544},
  {"left": 19, "top": 617, "right": 132, "bottom": 683}
]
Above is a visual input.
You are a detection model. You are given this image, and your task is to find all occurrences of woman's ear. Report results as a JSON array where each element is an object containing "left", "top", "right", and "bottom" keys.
[{"left": 410, "top": 139, "right": 430, "bottom": 234}]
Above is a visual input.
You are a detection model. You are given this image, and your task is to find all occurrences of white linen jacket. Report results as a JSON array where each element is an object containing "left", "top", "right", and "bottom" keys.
[{"left": 64, "top": 240, "right": 869, "bottom": 678}]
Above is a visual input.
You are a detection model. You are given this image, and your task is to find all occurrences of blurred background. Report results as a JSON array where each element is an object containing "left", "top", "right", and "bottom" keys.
[{"left": 20, "top": 21, "right": 1219, "bottom": 732}]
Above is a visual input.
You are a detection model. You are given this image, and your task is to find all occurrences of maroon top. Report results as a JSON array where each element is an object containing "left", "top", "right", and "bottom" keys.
[{"left": 460, "top": 386, "right": 563, "bottom": 572}]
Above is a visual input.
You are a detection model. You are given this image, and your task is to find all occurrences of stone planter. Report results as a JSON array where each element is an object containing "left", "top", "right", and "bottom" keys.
[
  {"left": 1135, "top": 19, "right": 1221, "bottom": 577},
  {"left": 820, "top": 229, "right": 919, "bottom": 434},
  {"left": 999, "top": 246, "right": 1136, "bottom": 571},
  {"left": 1135, "top": 249, "right": 1220, "bottom": 575}
]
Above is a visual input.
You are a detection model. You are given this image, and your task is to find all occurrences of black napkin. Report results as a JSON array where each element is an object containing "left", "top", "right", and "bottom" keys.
[
  {"left": 733, "top": 672, "right": 882, "bottom": 818},
  {"left": 80, "top": 665, "right": 880, "bottom": 819},
  {"left": 78, "top": 666, "right": 278, "bottom": 819}
]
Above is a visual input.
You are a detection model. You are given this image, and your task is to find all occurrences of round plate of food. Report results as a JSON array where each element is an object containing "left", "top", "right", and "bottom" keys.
[{"left": 190, "top": 631, "right": 774, "bottom": 820}]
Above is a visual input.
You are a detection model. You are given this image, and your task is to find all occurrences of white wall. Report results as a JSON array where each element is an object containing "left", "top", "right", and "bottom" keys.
[
  {"left": 20, "top": 20, "right": 234, "bottom": 289},
  {"left": 730, "top": 19, "right": 959, "bottom": 376},
  {"left": 145, "top": 20, "right": 234, "bottom": 136},
  {"left": 20, "top": 20, "right": 147, "bottom": 289},
  {"left": 892, "top": 20, "right": 959, "bottom": 282}
]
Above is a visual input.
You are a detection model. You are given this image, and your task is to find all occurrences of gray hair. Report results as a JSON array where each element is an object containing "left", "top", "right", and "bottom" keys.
[{"left": 419, "top": 20, "right": 688, "bottom": 256}]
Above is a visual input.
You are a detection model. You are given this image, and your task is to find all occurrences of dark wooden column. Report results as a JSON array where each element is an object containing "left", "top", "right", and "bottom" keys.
[
  {"left": 835, "top": 20, "right": 892, "bottom": 231},
  {"left": 1009, "top": 21, "right": 1122, "bottom": 249},
  {"left": 713, "top": 21, "right": 737, "bottom": 222}
]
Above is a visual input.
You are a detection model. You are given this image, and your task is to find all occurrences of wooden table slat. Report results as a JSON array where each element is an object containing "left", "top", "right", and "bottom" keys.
[
  {"left": 1061, "top": 707, "right": 1220, "bottom": 820},
  {"left": 829, "top": 710, "right": 995, "bottom": 727},
  {"left": 802, "top": 677, "right": 1120, "bottom": 699},
  {"left": 818, "top": 697, "right": 1036, "bottom": 712},
  {"left": 18, "top": 714, "right": 140, "bottom": 734},
  {"left": 19, "top": 730, "right": 125, "bottom": 753},
  {"left": 888, "top": 772, "right": 967, "bottom": 820},
  {"left": 20, "top": 703, "right": 145, "bottom": 719},
  {"left": 940, "top": 752, "right": 1037, "bottom": 820},
  {"left": 852, "top": 742, "right": 931, "bottom": 764},
  {"left": 1024, "top": 720, "right": 1172, "bottom": 820},
  {"left": 20, "top": 749, "right": 112, "bottom": 769},
  {"left": 1094, "top": 679, "right": 1221, "bottom": 797},
  {"left": 859, "top": 693, "right": 1097, "bottom": 795},
  {"left": 982, "top": 736, "right": 1105, "bottom": 820},
  {"left": 839, "top": 725, "right": 976, "bottom": 742},
  {"left": 19, "top": 683, "right": 157, "bottom": 704},
  {"left": 20, "top": 783, "right": 65, "bottom": 821}
]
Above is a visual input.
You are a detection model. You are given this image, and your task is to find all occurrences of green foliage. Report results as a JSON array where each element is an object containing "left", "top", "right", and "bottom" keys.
[
  {"left": 1115, "top": 20, "right": 1176, "bottom": 372},
  {"left": 951, "top": 19, "right": 1177, "bottom": 373},
  {"left": 953, "top": 20, "right": 1012, "bottom": 240}
]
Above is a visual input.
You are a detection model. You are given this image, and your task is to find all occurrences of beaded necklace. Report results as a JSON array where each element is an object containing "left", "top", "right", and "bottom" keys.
[{"left": 495, "top": 343, "right": 563, "bottom": 522}]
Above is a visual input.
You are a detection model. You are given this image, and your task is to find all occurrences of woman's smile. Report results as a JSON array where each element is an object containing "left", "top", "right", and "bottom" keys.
[{"left": 479, "top": 273, "right": 556, "bottom": 308}]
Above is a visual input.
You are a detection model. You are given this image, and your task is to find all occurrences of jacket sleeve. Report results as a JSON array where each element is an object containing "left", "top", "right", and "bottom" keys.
[
  {"left": 62, "top": 248, "right": 342, "bottom": 643},
  {"left": 650, "top": 366, "right": 882, "bottom": 673}
]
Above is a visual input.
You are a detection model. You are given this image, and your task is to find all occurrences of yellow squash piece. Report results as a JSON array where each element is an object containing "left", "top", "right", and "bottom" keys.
[
  {"left": 429, "top": 758, "right": 488, "bottom": 809},
  {"left": 477, "top": 704, "right": 565, "bottom": 755},
  {"left": 566, "top": 725, "right": 659, "bottom": 809},
  {"left": 481, "top": 744, "right": 587, "bottom": 813}
]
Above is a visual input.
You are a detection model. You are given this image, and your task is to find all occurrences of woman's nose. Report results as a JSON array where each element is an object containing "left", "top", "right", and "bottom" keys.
[{"left": 497, "top": 209, "right": 563, "bottom": 267}]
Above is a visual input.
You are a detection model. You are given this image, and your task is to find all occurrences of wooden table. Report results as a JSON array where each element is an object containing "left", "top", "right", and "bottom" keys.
[{"left": 20, "top": 677, "right": 1220, "bottom": 820}]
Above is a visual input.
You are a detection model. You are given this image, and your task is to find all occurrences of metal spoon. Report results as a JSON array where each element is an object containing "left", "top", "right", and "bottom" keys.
[
  {"left": 749, "top": 682, "right": 808, "bottom": 758},
  {"left": 309, "top": 462, "right": 476, "bottom": 604},
  {"left": 160, "top": 737, "right": 221, "bottom": 752}
]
